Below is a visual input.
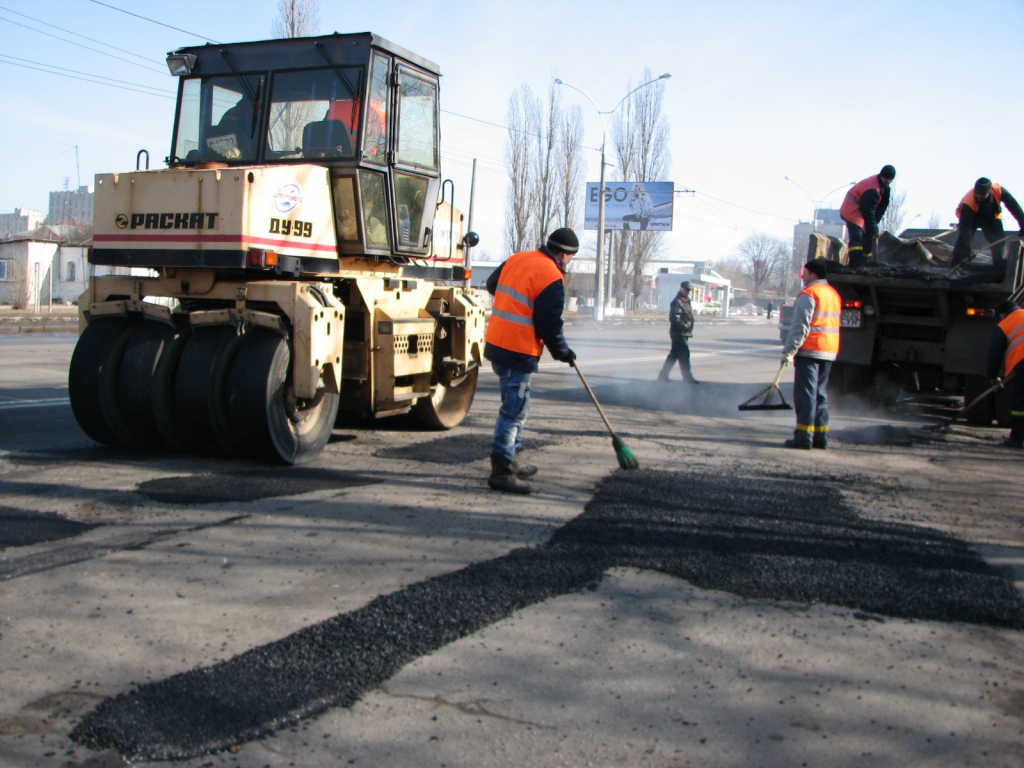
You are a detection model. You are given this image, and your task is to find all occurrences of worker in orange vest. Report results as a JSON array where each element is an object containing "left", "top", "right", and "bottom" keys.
[
  {"left": 484, "top": 228, "right": 579, "bottom": 493},
  {"left": 839, "top": 165, "right": 895, "bottom": 267},
  {"left": 950, "top": 178, "right": 1024, "bottom": 272},
  {"left": 780, "top": 259, "right": 841, "bottom": 449},
  {"left": 987, "top": 300, "right": 1024, "bottom": 447}
]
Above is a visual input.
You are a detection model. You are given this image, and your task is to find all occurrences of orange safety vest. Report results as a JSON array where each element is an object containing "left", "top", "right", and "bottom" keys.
[
  {"left": 486, "top": 250, "right": 564, "bottom": 357},
  {"left": 839, "top": 176, "right": 883, "bottom": 228},
  {"left": 999, "top": 308, "right": 1024, "bottom": 374},
  {"left": 956, "top": 183, "right": 1004, "bottom": 219},
  {"left": 799, "top": 281, "right": 841, "bottom": 355}
]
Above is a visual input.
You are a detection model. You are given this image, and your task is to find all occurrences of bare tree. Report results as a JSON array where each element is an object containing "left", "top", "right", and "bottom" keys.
[
  {"left": 531, "top": 84, "right": 562, "bottom": 243},
  {"left": 608, "top": 68, "right": 671, "bottom": 304},
  {"left": 736, "top": 233, "right": 788, "bottom": 296},
  {"left": 504, "top": 85, "right": 538, "bottom": 257},
  {"left": 272, "top": 0, "right": 320, "bottom": 38},
  {"left": 927, "top": 209, "right": 943, "bottom": 229},
  {"left": 557, "top": 105, "right": 585, "bottom": 230},
  {"left": 881, "top": 189, "right": 907, "bottom": 235}
]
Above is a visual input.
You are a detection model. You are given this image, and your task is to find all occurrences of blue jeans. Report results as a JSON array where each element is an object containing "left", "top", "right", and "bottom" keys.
[
  {"left": 491, "top": 363, "right": 531, "bottom": 465},
  {"left": 793, "top": 356, "right": 832, "bottom": 444}
]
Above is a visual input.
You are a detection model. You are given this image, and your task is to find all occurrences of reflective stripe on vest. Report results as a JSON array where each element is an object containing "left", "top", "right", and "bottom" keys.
[
  {"left": 799, "top": 281, "right": 841, "bottom": 355},
  {"left": 486, "top": 249, "right": 563, "bottom": 357},
  {"left": 999, "top": 308, "right": 1024, "bottom": 374},
  {"left": 839, "top": 176, "right": 882, "bottom": 228},
  {"left": 956, "top": 183, "right": 1004, "bottom": 220}
]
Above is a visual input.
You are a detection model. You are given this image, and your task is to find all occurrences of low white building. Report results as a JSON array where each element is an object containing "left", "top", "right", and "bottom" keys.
[
  {"left": 654, "top": 261, "right": 732, "bottom": 316},
  {"left": 0, "top": 236, "right": 100, "bottom": 308}
]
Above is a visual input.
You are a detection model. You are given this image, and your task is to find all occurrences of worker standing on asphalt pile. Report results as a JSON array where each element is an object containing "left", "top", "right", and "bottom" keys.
[
  {"left": 950, "top": 178, "right": 1024, "bottom": 272},
  {"left": 483, "top": 228, "right": 580, "bottom": 494},
  {"left": 657, "top": 280, "right": 700, "bottom": 384},
  {"left": 987, "top": 299, "right": 1024, "bottom": 448},
  {"left": 781, "top": 259, "right": 841, "bottom": 449},
  {"left": 840, "top": 164, "right": 895, "bottom": 267}
]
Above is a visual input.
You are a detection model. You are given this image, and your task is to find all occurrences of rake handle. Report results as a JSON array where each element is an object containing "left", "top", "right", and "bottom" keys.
[
  {"left": 573, "top": 361, "right": 618, "bottom": 439},
  {"left": 956, "top": 369, "right": 1016, "bottom": 420}
]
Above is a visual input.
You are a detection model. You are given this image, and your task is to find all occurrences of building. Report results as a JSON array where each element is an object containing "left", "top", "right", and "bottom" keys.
[
  {"left": 792, "top": 208, "right": 846, "bottom": 265},
  {"left": 654, "top": 260, "right": 732, "bottom": 316},
  {"left": 47, "top": 186, "right": 94, "bottom": 226},
  {"left": 0, "top": 208, "right": 44, "bottom": 238}
]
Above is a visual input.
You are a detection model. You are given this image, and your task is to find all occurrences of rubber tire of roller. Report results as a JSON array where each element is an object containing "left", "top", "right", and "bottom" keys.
[
  {"left": 150, "top": 323, "right": 192, "bottom": 451},
  {"left": 174, "top": 325, "right": 247, "bottom": 455},
  {"left": 68, "top": 316, "right": 135, "bottom": 446},
  {"left": 412, "top": 365, "right": 479, "bottom": 429},
  {"left": 226, "top": 328, "right": 340, "bottom": 465},
  {"left": 111, "top": 320, "right": 189, "bottom": 450}
]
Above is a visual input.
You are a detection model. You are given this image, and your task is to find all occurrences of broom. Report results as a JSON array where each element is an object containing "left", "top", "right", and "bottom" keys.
[{"left": 572, "top": 360, "right": 639, "bottom": 470}]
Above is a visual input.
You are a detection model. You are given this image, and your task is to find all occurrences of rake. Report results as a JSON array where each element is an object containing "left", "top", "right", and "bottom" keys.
[{"left": 738, "top": 362, "right": 793, "bottom": 411}]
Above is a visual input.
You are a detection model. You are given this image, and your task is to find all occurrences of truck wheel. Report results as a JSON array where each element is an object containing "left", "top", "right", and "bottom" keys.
[
  {"left": 963, "top": 375, "right": 995, "bottom": 426},
  {"left": 68, "top": 317, "right": 135, "bottom": 446},
  {"left": 227, "top": 329, "right": 340, "bottom": 464},
  {"left": 412, "top": 365, "right": 479, "bottom": 429},
  {"left": 175, "top": 326, "right": 247, "bottom": 455}
]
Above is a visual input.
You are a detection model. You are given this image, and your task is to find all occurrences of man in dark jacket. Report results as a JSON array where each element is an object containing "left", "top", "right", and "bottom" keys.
[
  {"left": 840, "top": 165, "right": 895, "bottom": 268},
  {"left": 657, "top": 281, "right": 699, "bottom": 384},
  {"left": 950, "top": 178, "right": 1024, "bottom": 272},
  {"left": 484, "top": 228, "right": 579, "bottom": 493},
  {"left": 986, "top": 299, "right": 1024, "bottom": 447}
]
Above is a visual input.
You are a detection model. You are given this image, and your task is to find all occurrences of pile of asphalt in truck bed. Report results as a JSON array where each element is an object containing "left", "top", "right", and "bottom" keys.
[{"left": 71, "top": 469, "right": 1024, "bottom": 761}]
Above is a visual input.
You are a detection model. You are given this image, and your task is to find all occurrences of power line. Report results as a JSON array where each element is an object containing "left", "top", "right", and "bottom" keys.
[
  {"left": 0, "top": 16, "right": 166, "bottom": 74},
  {"left": 0, "top": 57, "right": 175, "bottom": 98},
  {"left": 441, "top": 108, "right": 601, "bottom": 153},
  {"left": 0, "top": 53, "right": 174, "bottom": 93},
  {"left": 86, "top": 0, "right": 220, "bottom": 44},
  {"left": 692, "top": 191, "right": 796, "bottom": 223},
  {"left": 0, "top": 5, "right": 164, "bottom": 65}
]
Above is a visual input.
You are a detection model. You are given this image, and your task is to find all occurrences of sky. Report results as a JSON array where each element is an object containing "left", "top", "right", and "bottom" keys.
[{"left": 2, "top": 0, "right": 1023, "bottom": 264}]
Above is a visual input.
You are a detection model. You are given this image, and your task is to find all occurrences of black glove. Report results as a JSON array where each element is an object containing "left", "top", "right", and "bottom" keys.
[{"left": 561, "top": 348, "right": 577, "bottom": 367}]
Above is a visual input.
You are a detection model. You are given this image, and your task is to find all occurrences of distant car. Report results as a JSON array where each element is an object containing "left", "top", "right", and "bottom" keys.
[{"left": 777, "top": 303, "right": 792, "bottom": 343}]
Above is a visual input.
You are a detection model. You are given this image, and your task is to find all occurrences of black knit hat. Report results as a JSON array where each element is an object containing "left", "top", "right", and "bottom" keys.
[
  {"left": 547, "top": 227, "right": 579, "bottom": 254},
  {"left": 804, "top": 259, "right": 828, "bottom": 279},
  {"left": 880, "top": 164, "right": 896, "bottom": 180},
  {"left": 975, "top": 177, "right": 993, "bottom": 195},
  {"left": 996, "top": 299, "right": 1018, "bottom": 316}
]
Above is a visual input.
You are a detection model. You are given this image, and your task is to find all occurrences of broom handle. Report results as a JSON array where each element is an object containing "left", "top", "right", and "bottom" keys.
[{"left": 573, "top": 362, "right": 618, "bottom": 438}]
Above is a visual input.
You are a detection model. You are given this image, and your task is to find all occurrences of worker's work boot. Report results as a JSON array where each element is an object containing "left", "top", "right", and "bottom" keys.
[
  {"left": 509, "top": 458, "right": 538, "bottom": 478},
  {"left": 783, "top": 438, "right": 812, "bottom": 450},
  {"left": 812, "top": 435, "right": 828, "bottom": 449},
  {"left": 488, "top": 455, "right": 533, "bottom": 494}
]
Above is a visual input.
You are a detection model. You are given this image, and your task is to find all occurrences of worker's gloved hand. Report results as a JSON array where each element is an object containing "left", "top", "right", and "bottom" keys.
[
  {"left": 781, "top": 353, "right": 794, "bottom": 367},
  {"left": 561, "top": 348, "right": 577, "bottom": 367}
]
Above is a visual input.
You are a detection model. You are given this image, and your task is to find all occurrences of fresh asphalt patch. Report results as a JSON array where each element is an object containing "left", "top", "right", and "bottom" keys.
[
  {"left": 0, "top": 506, "right": 97, "bottom": 550},
  {"left": 71, "top": 469, "right": 1024, "bottom": 761},
  {"left": 135, "top": 468, "right": 380, "bottom": 505},
  {"left": 373, "top": 434, "right": 552, "bottom": 464}
]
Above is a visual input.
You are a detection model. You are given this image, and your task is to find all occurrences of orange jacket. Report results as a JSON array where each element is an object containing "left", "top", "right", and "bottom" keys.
[
  {"left": 957, "top": 183, "right": 1004, "bottom": 219},
  {"left": 999, "top": 308, "right": 1024, "bottom": 375},
  {"left": 486, "top": 249, "right": 564, "bottom": 358},
  {"left": 840, "top": 176, "right": 884, "bottom": 228},
  {"left": 799, "top": 281, "right": 841, "bottom": 356}
]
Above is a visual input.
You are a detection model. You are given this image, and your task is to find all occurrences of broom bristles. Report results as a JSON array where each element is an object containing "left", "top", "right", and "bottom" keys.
[{"left": 611, "top": 435, "right": 640, "bottom": 470}]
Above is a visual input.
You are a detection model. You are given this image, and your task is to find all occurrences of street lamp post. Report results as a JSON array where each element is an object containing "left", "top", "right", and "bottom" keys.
[
  {"left": 784, "top": 177, "right": 856, "bottom": 232},
  {"left": 556, "top": 73, "right": 671, "bottom": 321}
]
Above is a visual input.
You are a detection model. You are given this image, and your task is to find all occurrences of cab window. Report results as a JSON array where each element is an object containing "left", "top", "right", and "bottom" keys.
[
  {"left": 396, "top": 72, "right": 437, "bottom": 169},
  {"left": 363, "top": 54, "right": 389, "bottom": 162},
  {"left": 174, "top": 75, "right": 262, "bottom": 164},
  {"left": 394, "top": 173, "right": 429, "bottom": 248},
  {"left": 359, "top": 171, "right": 390, "bottom": 248},
  {"left": 266, "top": 68, "right": 364, "bottom": 160}
]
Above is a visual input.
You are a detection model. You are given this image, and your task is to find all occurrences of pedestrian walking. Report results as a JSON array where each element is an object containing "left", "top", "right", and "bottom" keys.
[
  {"left": 484, "top": 228, "right": 579, "bottom": 493},
  {"left": 657, "top": 281, "right": 699, "bottom": 384},
  {"left": 780, "top": 259, "right": 841, "bottom": 449},
  {"left": 766, "top": 300, "right": 774, "bottom": 320},
  {"left": 840, "top": 165, "right": 895, "bottom": 268}
]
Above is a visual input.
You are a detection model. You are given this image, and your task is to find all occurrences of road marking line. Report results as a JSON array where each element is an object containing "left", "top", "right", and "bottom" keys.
[{"left": 0, "top": 397, "right": 71, "bottom": 410}]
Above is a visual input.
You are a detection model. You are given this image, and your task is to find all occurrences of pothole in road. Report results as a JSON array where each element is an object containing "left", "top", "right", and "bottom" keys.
[
  {"left": 832, "top": 424, "right": 949, "bottom": 447},
  {"left": 73, "top": 469, "right": 1024, "bottom": 762},
  {"left": 373, "top": 434, "right": 553, "bottom": 464},
  {"left": 136, "top": 468, "right": 380, "bottom": 505},
  {"left": 0, "top": 506, "right": 98, "bottom": 550}
]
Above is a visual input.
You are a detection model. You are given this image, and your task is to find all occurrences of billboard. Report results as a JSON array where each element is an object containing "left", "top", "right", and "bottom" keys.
[{"left": 584, "top": 181, "right": 674, "bottom": 231}]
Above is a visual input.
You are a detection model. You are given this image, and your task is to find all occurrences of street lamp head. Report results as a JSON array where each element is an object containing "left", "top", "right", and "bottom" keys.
[
  {"left": 658, "top": 73, "right": 671, "bottom": 80},
  {"left": 554, "top": 78, "right": 563, "bottom": 85}
]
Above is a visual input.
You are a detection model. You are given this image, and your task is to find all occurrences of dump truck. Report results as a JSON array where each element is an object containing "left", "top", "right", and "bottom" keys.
[
  {"left": 70, "top": 33, "right": 486, "bottom": 464},
  {"left": 812, "top": 231, "right": 1024, "bottom": 425}
]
